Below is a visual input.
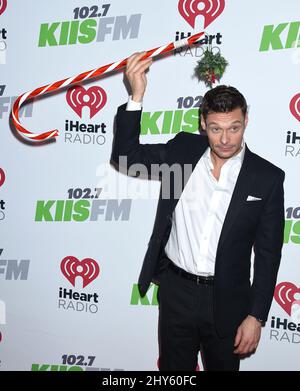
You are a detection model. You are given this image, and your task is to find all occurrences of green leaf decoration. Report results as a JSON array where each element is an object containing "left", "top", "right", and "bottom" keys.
[{"left": 194, "top": 48, "right": 229, "bottom": 89}]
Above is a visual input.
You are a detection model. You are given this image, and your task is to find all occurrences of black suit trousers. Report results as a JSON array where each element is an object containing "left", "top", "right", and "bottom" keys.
[{"left": 158, "top": 263, "right": 240, "bottom": 371}]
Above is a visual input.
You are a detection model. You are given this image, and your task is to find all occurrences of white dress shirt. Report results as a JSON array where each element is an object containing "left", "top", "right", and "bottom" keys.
[
  {"left": 126, "top": 96, "right": 143, "bottom": 111},
  {"left": 164, "top": 142, "right": 245, "bottom": 276},
  {"left": 125, "top": 96, "right": 245, "bottom": 276}
]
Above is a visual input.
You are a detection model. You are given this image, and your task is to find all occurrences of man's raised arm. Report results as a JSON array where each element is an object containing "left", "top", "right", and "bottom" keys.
[{"left": 111, "top": 52, "right": 181, "bottom": 175}]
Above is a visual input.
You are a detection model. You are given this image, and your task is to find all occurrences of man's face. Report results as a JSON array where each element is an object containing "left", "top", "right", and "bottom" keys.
[{"left": 201, "top": 108, "right": 248, "bottom": 161}]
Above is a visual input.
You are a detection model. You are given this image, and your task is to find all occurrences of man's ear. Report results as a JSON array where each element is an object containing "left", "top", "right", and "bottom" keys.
[
  {"left": 200, "top": 114, "right": 206, "bottom": 131},
  {"left": 244, "top": 113, "right": 249, "bottom": 128}
]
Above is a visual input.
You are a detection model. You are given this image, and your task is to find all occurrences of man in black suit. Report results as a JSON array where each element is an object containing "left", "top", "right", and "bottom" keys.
[{"left": 111, "top": 53, "right": 285, "bottom": 371}]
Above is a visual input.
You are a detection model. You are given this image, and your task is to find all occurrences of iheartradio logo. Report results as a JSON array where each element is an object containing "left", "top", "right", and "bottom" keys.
[
  {"left": 0, "top": 168, "right": 5, "bottom": 187},
  {"left": 60, "top": 256, "right": 100, "bottom": 288},
  {"left": 178, "top": 0, "right": 225, "bottom": 29},
  {"left": 0, "top": 0, "right": 7, "bottom": 16},
  {"left": 66, "top": 85, "right": 107, "bottom": 119},
  {"left": 274, "top": 282, "right": 300, "bottom": 323},
  {"left": 290, "top": 93, "right": 300, "bottom": 122}
]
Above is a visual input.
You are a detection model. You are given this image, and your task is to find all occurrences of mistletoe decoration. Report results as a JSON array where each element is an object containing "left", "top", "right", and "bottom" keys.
[{"left": 195, "top": 46, "right": 228, "bottom": 88}]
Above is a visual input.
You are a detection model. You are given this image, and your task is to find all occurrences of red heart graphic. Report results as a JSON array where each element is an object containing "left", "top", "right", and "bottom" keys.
[
  {"left": 178, "top": 0, "right": 225, "bottom": 29},
  {"left": 274, "top": 282, "right": 300, "bottom": 316},
  {"left": 290, "top": 93, "right": 300, "bottom": 122},
  {"left": 66, "top": 85, "right": 107, "bottom": 119},
  {"left": 0, "top": 168, "right": 5, "bottom": 188},
  {"left": 0, "top": 0, "right": 7, "bottom": 16},
  {"left": 60, "top": 256, "right": 100, "bottom": 288}
]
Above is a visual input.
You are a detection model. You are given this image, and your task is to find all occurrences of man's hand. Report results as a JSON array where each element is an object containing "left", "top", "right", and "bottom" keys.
[
  {"left": 234, "top": 315, "right": 262, "bottom": 355},
  {"left": 125, "top": 52, "right": 153, "bottom": 103}
]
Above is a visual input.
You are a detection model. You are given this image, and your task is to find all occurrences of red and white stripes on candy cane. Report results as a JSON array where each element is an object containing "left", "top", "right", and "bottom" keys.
[{"left": 12, "top": 31, "right": 205, "bottom": 142}]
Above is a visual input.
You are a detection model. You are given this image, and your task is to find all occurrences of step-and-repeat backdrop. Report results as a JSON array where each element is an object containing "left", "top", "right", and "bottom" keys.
[{"left": 1, "top": 0, "right": 300, "bottom": 371}]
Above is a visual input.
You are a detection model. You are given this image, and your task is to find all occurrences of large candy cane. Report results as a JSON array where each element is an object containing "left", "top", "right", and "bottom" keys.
[{"left": 12, "top": 31, "right": 205, "bottom": 142}]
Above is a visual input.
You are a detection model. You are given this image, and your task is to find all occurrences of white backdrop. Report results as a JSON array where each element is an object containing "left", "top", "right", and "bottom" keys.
[{"left": 1, "top": 0, "right": 300, "bottom": 371}]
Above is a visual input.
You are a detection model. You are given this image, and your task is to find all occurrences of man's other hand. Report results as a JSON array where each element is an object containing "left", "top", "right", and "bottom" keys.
[{"left": 234, "top": 315, "right": 262, "bottom": 355}]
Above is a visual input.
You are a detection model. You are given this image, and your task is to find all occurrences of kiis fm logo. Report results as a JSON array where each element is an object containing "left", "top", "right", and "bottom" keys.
[
  {"left": 140, "top": 94, "right": 202, "bottom": 136},
  {"left": 175, "top": 0, "right": 223, "bottom": 57},
  {"left": 58, "top": 256, "right": 100, "bottom": 314},
  {"left": 38, "top": 4, "right": 141, "bottom": 47},
  {"left": 131, "top": 283, "right": 158, "bottom": 306},
  {"left": 284, "top": 207, "right": 300, "bottom": 243},
  {"left": 285, "top": 94, "right": 300, "bottom": 158},
  {"left": 260, "top": 21, "right": 300, "bottom": 52},
  {"left": 269, "top": 282, "right": 300, "bottom": 344},
  {"left": 32, "top": 353, "right": 124, "bottom": 371},
  {"left": 0, "top": 0, "right": 7, "bottom": 16},
  {"left": 178, "top": 0, "right": 225, "bottom": 29},
  {"left": 0, "top": 85, "right": 34, "bottom": 119},
  {"left": 35, "top": 187, "right": 132, "bottom": 222},
  {"left": 0, "top": 249, "right": 30, "bottom": 280},
  {"left": 64, "top": 85, "right": 107, "bottom": 146}
]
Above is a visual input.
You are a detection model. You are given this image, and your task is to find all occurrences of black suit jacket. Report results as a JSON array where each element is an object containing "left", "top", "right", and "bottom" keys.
[{"left": 111, "top": 103, "right": 285, "bottom": 337}]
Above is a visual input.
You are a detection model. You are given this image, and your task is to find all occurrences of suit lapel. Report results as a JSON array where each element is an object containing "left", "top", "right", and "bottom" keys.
[
  {"left": 183, "top": 135, "right": 209, "bottom": 188},
  {"left": 191, "top": 136, "right": 209, "bottom": 171},
  {"left": 160, "top": 135, "right": 209, "bottom": 237},
  {"left": 217, "top": 145, "right": 257, "bottom": 251},
  {"left": 168, "top": 135, "right": 209, "bottom": 212}
]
